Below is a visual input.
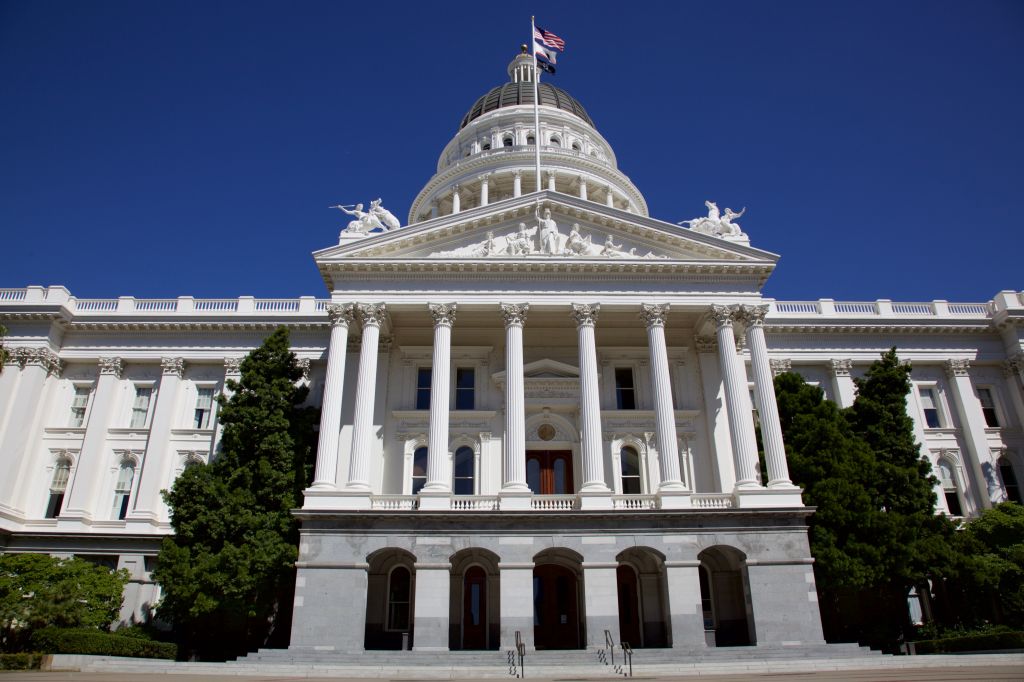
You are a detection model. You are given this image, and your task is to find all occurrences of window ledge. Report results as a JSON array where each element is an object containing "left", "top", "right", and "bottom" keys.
[
  {"left": 170, "top": 428, "right": 215, "bottom": 437},
  {"left": 43, "top": 427, "right": 87, "bottom": 436},
  {"left": 107, "top": 428, "right": 150, "bottom": 438}
]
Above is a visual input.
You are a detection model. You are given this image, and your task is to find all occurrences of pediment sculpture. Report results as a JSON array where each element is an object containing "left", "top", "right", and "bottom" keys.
[
  {"left": 431, "top": 209, "right": 667, "bottom": 259},
  {"left": 678, "top": 200, "right": 747, "bottom": 239},
  {"left": 332, "top": 198, "right": 401, "bottom": 239}
]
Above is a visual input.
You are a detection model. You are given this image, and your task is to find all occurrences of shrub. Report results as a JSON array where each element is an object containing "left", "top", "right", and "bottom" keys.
[
  {"left": 29, "top": 628, "right": 177, "bottom": 659},
  {"left": 914, "top": 630, "right": 1024, "bottom": 654},
  {"left": 0, "top": 653, "right": 42, "bottom": 670}
]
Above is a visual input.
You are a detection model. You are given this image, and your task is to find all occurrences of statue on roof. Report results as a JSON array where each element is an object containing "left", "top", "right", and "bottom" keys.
[
  {"left": 678, "top": 200, "right": 747, "bottom": 239},
  {"left": 331, "top": 203, "right": 386, "bottom": 234},
  {"left": 369, "top": 198, "right": 401, "bottom": 230},
  {"left": 539, "top": 208, "right": 561, "bottom": 254}
]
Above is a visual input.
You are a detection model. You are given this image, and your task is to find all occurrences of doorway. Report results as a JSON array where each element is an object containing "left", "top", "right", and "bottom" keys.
[
  {"left": 526, "top": 450, "right": 574, "bottom": 494},
  {"left": 616, "top": 564, "right": 642, "bottom": 647},
  {"left": 533, "top": 563, "right": 582, "bottom": 649},
  {"left": 462, "top": 566, "right": 488, "bottom": 649}
]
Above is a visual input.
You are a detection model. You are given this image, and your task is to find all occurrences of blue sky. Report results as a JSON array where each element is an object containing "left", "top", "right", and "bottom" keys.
[{"left": 1, "top": 0, "right": 1021, "bottom": 303}]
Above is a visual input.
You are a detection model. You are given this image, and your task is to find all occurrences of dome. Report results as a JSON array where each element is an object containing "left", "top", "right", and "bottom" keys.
[{"left": 458, "top": 51, "right": 595, "bottom": 130}]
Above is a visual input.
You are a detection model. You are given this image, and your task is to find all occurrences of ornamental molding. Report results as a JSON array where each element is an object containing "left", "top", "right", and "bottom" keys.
[
  {"left": 428, "top": 303, "right": 458, "bottom": 327},
  {"left": 639, "top": 303, "right": 669, "bottom": 328},
  {"left": 710, "top": 304, "right": 739, "bottom": 328},
  {"left": 769, "top": 358, "right": 792, "bottom": 376},
  {"left": 739, "top": 304, "right": 769, "bottom": 327},
  {"left": 5, "top": 347, "right": 63, "bottom": 375},
  {"left": 944, "top": 358, "right": 971, "bottom": 378},
  {"left": 764, "top": 322, "right": 993, "bottom": 336},
  {"left": 500, "top": 303, "right": 529, "bottom": 326},
  {"left": 830, "top": 359, "right": 853, "bottom": 377},
  {"left": 570, "top": 303, "right": 600, "bottom": 327},
  {"left": 161, "top": 357, "right": 185, "bottom": 377},
  {"left": 326, "top": 303, "right": 355, "bottom": 327},
  {"left": 98, "top": 357, "right": 124, "bottom": 378},
  {"left": 356, "top": 303, "right": 387, "bottom": 328}
]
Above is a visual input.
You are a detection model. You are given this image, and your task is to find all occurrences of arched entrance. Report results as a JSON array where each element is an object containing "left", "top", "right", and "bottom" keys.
[
  {"left": 533, "top": 549, "right": 584, "bottom": 650},
  {"left": 616, "top": 547, "right": 670, "bottom": 648},
  {"left": 698, "top": 546, "right": 755, "bottom": 647},
  {"left": 364, "top": 548, "right": 416, "bottom": 650},
  {"left": 448, "top": 548, "right": 500, "bottom": 650}
]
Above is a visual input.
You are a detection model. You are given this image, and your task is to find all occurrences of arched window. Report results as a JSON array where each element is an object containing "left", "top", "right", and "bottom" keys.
[
  {"left": 502, "top": 137, "right": 513, "bottom": 148},
  {"left": 937, "top": 460, "right": 963, "bottom": 516},
  {"left": 571, "top": 142, "right": 581, "bottom": 152},
  {"left": 620, "top": 446, "right": 642, "bottom": 494},
  {"left": 549, "top": 135, "right": 561, "bottom": 147},
  {"left": 387, "top": 566, "right": 412, "bottom": 631},
  {"left": 999, "top": 457, "right": 1021, "bottom": 504},
  {"left": 482, "top": 142, "right": 491, "bottom": 151},
  {"left": 45, "top": 458, "right": 71, "bottom": 519},
  {"left": 113, "top": 460, "right": 136, "bottom": 520},
  {"left": 411, "top": 446, "right": 428, "bottom": 494},
  {"left": 453, "top": 446, "right": 474, "bottom": 495},
  {"left": 526, "top": 135, "right": 535, "bottom": 145}
]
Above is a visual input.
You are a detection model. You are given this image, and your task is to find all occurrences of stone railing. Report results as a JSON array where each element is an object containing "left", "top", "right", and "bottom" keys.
[
  {"left": 770, "top": 299, "right": 991, "bottom": 318},
  {"left": 0, "top": 287, "right": 329, "bottom": 316},
  {"left": 371, "top": 495, "right": 419, "bottom": 511},
  {"left": 531, "top": 495, "right": 577, "bottom": 511},
  {"left": 612, "top": 495, "right": 658, "bottom": 510},
  {"left": 691, "top": 493, "right": 735, "bottom": 510},
  {"left": 451, "top": 496, "right": 500, "bottom": 511}
]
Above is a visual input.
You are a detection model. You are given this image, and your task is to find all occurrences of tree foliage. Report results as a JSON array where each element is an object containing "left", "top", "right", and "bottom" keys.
[
  {"left": 774, "top": 349, "right": 957, "bottom": 647},
  {"left": 950, "top": 502, "right": 1024, "bottom": 627},
  {"left": 154, "top": 327, "right": 318, "bottom": 659},
  {"left": 0, "top": 554, "right": 128, "bottom": 652}
]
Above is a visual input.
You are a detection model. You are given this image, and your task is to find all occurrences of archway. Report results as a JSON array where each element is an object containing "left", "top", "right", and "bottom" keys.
[
  {"left": 364, "top": 548, "right": 416, "bottom": 650},
  {"left": 533, "top": 548, "right": 584, "bottom": 650},
  {"left": 698, "top": 546, "right": 755, "bottom": 646},
  {"left": 616, "top": 547, "right": 669, "bottom": 648},
  {"left": 448, "top": 548, "right": 500, "bottom": 650}
]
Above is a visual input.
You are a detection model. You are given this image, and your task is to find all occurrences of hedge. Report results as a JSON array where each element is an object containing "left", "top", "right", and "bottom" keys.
[
  {"left": 914, "top": 631, "right": 1024, "bottom": 654},
  {"left": 29, "top": 628, "right": 177, "bottom": 659},
  {"left": 0, "top": 653, "right": 43, "bottom": 670}
]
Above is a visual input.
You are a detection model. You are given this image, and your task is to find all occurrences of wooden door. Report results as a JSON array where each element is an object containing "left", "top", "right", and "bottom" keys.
[
  {"left": 462, "top": 566, "right": 487, "bottom": 649},
  {"left": 616, "top": 564, "right": 643, "bottom": 648},
  {"left": 533, "top": 564, "right": 581, "bottom": 649},
  {"left": 526, "top": 450, "right": 574, "bottom": 494}
]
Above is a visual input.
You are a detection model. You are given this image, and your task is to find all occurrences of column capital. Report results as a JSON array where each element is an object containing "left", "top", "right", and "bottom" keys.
[
  {"left": 710, "top": 303, "right": 739, "bottom": 329},
  {"left": 830, "top": 359, "right": 853, "bottom": 377},
  {"left": 769, "top": 358, "right": 792, "bottom": 376},
  {"left": 694, "top": 335, "right": 717, "bottom": 354},
  {"left": 15, "top": 347, "right": 63, "bottom": 376},
  {"left": 500, "top": 303, "right": 529, "bottom": 326},
  {"left": 356, "top": 302, "right": 387, "bottom": 327},
  {"left": 739, "top": 304, "right": 770, "bottom": 327},
  {"left": 428, "top": 302, "right": 458, "bottom": 327},
  {"left": 98, "top": 356, "right": 124, "bottom": 378},
  {"left": 160, "top": 357, "right": 185, "bottom": 378},
  {"left": 326, "top": 303, "right": 355, "bottom": 327},
  {"left": 639, "top": 303, "right": 670, "bottom": 329},
  {"left": 224, "top": 357, "right": 243, "bottom": 376},
  {"left": 570, "top": 303, "right": 600, "bottom": 327},
  {"left": 513, "top": 169, "right": 522, "bottom": 179},
  {"left": 477, "top": 172, "right": 492, "bottom": 183},
  {"left": 945, "top": 358, "right": 970, "bottom": 378},
  {"left": 1002, "top": 353, "right": 1023, "bottom": 376}
]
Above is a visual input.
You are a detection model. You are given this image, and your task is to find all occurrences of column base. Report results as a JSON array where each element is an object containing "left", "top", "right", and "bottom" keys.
[
  {"left": 734, "top": 487, "right": 805, "bottom": 509},
  {"left": 417, "top": 492, "right": 452, "bottom": 511},
  {"left": 578, "top": 490, "right": 613, "bottom": 510},
  {"left": 499, "top": 489, "right": 533, "bottom": 510}
]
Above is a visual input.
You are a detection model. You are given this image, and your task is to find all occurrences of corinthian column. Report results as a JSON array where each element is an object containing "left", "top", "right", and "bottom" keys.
[
  {"left": 572, "top": 304, "right": 611, "bottom": 504},
  {"left": 423, "top": 303, "right": 456, "bottom": 499},
  {"left": 345, "top": 303, "right": 386, "bottom": 492},
  {"left": 311, "top": 304, "right": 354, "bottom": 489},
  {"left": 640, "top": 304, "right": 684, "bottom": 493},
  {"left": 500, "top": 304, "right": 530, "bottom": 502},
  {"left": 711, "top": 305, "right": 760, "bottom": 488},
  {"left": 741, "top": 305, "right": 794, "bottom": 488}
]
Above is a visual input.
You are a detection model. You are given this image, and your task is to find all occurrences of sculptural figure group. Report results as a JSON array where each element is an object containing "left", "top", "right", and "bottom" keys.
[
  {"left": 679, "top": 200, "right": 746, "bottom": 238},
  {"left": 332, "top": 198, "right": 401, "bottom": 235}
]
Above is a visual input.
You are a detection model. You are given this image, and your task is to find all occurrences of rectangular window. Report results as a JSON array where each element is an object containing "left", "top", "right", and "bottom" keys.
[
  {"left": 69, "top": 386, "right": 91, "bottom": 427},
  {"left": 977, "top": 388, "right": 1000, "bottom": 427},
  {"left": 919, "top": 387, "right": 941, "bottom": 428},
  {"left": 455, "top": 367, "right": 475, "bottom": 410},
  {"left": 615, "top": 368, "right": 637, "bottom": 410},
  {"left": 130, "top": 387, "right": 153, "bottom": 428},
  {"left": 415, "top": 368, "right": 432, "bottom": 410},
  {"left": 193, "top": 387, "right": 215, "bottom": 429}
]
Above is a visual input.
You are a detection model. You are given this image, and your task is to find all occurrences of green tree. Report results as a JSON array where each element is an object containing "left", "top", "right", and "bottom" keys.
[
  {"left": 949, "top": 502, "right": 1024, "bottom": 628},
  {"left": 154, "top": 327, "right": 318, "bottom": 659},
  {"left": 0, "top": 553, "right": 128, "bottom": 652}
]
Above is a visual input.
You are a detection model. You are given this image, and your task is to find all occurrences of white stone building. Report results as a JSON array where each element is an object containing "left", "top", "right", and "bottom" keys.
[{"left": 1, "top": 51, "right": 1023, "bottom": 653}]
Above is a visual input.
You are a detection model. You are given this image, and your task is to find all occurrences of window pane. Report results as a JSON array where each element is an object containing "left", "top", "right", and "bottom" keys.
[
  {"left": 978, "top": 389, "right": 1000, "bottom": 427},
  {"left": 51, "top": 461, "right": 71, "bottom": 491},
  {"left": 553, "top": 458, "right": 567, "bottom": 494},
  {"left": 455, "top": 368, "right": 475, "bottom": 410},
  {"left": 919, "top": 388, "right": 940, "bottom": 428},
  {"left": 454, "top": 447, "right": 474, "bottom": 477},
  {"left": 615, "top": 368, "right": 636, "bottom": 410},
  {"left": 412, "top": 446, "right": 428, "bottom": 494},
  {"left": 527, "top": 458, "right": 541, "bottom": 494},
  {"left": 131, "top": 388, "right": 152, "bottom": 428},
  {"left": 416, "top": 368, "right": 432, "bottom": 410},
  {"left": 70, "top": 387, "right": 90, "bottom": 427},
  {"left": 999, "top": 459, "right": 1021, "bottom": 504},
  {"left": 620, "top": 447, "right": 640, "bottom": 476}
]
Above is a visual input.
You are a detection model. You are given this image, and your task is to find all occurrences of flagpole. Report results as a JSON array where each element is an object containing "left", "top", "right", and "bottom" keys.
[{"left": 531, "top": 15, "right": 542, "bottom": 198}]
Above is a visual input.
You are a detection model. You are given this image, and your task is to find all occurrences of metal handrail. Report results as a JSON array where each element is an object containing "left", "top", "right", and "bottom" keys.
[
  {"left": 604, "top": 629, "right": 615, "bottom": 667},
  {"left": 515, "top": 630, "right": 525, "bottom": 678},
  {"left": 621, "top": 641, "right": 633, "bottom": 677}
]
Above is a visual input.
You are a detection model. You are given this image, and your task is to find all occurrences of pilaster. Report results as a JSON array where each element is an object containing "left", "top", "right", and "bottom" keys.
[
  {"left": 944, "top": 359, "right": 994, "bottom": 510},
  {"left": 829, "top": 359, "right": 856, "bottom": 408},
  {"left": 128, "top": 357, "right": 184, "bottom": 524}
]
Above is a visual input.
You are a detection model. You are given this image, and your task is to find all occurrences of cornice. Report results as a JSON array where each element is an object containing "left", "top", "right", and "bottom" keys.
[
  {"left": 765, "top": 321, "right": 993, "bottom": 335},
  {"left": 63, "top": 320, "right": 328, "bottom": 332}
]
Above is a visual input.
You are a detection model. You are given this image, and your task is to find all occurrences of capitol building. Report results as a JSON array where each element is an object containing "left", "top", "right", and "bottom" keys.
[{"left": 1, "top": 50, "right": 1022, "bottom": 654}]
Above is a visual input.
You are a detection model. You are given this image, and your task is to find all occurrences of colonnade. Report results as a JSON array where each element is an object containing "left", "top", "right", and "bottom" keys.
[{"left": 310, "top": 302, "right": 795, "bottom": 506}]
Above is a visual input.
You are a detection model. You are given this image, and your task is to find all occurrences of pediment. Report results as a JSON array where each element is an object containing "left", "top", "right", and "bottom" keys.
[
  {"left": 493, "top": 358, "right": 580, "bottom": 383},
  {"left": 314, "top": 192, "right": 778, "bottom": 267}
]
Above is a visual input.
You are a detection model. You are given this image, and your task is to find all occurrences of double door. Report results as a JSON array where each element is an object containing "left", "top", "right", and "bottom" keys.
[{"left": 526, "top": 450, "right": 573, "bottom": 494}]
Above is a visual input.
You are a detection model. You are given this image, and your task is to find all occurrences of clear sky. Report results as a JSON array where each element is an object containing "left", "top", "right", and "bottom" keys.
[{"left": 1, "top": 0, "right": 1021, "bottom": 303}]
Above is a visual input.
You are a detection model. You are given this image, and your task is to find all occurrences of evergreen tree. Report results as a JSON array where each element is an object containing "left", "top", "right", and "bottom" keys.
[
  {"left": 154, "top": 327, "right": 318, "bottom": 659},
  {"left": 948, "top": 502, "right": 1024, "bottom": 628}
]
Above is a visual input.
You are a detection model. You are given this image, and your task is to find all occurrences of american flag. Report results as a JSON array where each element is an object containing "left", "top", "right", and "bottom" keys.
[{"left": 533, "top": 25, "right": 565, "bottom": 52}]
